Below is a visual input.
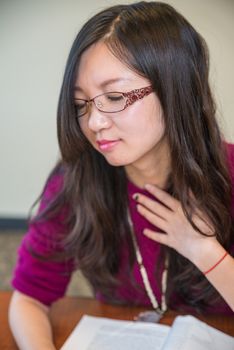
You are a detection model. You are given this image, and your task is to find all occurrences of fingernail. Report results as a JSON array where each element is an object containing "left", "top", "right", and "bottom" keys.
[{"left": 133, "top": 193, "right": 139, "bottom": 201}]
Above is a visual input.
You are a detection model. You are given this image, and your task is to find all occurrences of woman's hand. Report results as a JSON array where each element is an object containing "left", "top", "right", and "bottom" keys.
[
  {"left": 133, "top": 184, "right": 234, "bottom": 310},
  {"left": 133, "top": 183, "right": 217, "bottom": 264}
]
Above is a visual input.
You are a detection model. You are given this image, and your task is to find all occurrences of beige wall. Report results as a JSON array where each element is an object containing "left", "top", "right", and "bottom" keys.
[{"left": 0, "top": 0, "right": 233, "bottom": 217}]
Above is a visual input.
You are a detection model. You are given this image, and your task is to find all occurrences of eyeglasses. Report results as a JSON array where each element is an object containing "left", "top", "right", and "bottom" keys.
[{"left": 74, "top": 85, "right": 153, "bottom": 118}]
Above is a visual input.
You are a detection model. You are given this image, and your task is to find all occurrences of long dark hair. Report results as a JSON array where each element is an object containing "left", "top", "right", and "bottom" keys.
[{"left": 33, "top": 2, "right": 233, "bottom": 311}]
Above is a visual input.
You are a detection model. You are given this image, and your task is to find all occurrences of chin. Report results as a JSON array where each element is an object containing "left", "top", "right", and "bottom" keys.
[{"left": 103, "top": 155, "right": 130, "bottom": 167}]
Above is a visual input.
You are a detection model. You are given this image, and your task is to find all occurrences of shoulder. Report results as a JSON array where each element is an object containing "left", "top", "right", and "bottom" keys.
[
  {"left": 31, "top": 162, "right": 69, "bottom": 224},
  {"left": 224, "top": 142, "right": 234, "bottom": 220},
  {"left": 42, "top": 163, "right": 65, "bottom": 200},
  {"left": 224, "top": 142, "right": 234, "bottom": 182},
  {"left": 37, "top": 163, "right": 68, "bottom": 214},
  {"left": 225, "top": 142, "right": 234, "bottom": 165}
]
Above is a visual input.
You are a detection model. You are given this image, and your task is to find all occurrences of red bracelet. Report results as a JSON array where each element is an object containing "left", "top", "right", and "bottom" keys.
[{"left": 204, "top": 252, "right": 228, "bottom": 275}]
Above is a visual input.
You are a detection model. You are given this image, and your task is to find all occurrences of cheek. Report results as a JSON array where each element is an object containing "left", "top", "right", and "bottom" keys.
[
  {"left": 122, "top": 95, "right": 164, "bottom": 132},
  {"left": 146, "top": 100, "right": 165, "bottom": 136},
  {"left": 152, "top": 116, "right": 165, "bottom": 136},
  {"left": 126, "top": 106, "right": 165, "bottom": 139},
  {"left": 78, "top": 120, "right": 98, "bottom": 151},
  {"left": 78, "top": 120, "right": 92, "bottom": 141}
]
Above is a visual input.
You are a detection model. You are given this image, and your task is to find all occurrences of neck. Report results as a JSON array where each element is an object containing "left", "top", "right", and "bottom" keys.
[{"left": 125, "top": 142, "right": 171, "bottom": 189}]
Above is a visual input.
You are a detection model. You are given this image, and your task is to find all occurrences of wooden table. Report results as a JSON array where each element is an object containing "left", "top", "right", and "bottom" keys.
[{"left": 1, "top": 291, "right": 234, "bottom": 349}]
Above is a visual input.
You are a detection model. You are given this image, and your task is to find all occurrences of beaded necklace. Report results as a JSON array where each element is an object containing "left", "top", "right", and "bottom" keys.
[{"left": 128, "top": 213, "right": 169, "bottom": 322}]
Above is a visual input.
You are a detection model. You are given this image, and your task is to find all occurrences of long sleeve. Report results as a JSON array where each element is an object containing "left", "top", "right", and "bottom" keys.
[{"left": 11, "top": 173, "right": 74, "bottom": 306}]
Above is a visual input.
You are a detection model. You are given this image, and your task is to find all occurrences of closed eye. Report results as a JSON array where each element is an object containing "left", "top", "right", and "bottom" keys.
[
  {"left": 106, "top": 94, "right": 124, "bottom": 102},
  {"left": 75, "top": 99, "right": 87, "bottom": 107},
  {"left": 74, "top": 100, "right": 88, "bottom": 117}
]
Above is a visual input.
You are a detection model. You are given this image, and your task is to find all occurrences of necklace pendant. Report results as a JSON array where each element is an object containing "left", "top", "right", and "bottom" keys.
[{"left": 135, "top": 310, "right": 163, "bottom": 323}]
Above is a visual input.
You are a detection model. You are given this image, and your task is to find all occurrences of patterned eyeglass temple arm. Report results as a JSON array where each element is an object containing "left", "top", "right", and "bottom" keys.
[{"left": 123, "top": 86, "right": 153, "bottom": 109}]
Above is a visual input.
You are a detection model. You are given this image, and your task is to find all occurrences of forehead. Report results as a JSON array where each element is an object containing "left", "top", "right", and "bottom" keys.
[{"left": 75, "top": 41, "right": 143, "bottom": 91}]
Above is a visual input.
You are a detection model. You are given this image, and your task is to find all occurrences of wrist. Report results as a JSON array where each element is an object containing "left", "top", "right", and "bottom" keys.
[{"left": 190, "top": 239, "right": 226, "bottom": 273}]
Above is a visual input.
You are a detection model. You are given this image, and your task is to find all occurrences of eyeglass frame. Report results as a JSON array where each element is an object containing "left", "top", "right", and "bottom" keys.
[{"left": 74, "top": 85, "right": 153, "bottom": 118}]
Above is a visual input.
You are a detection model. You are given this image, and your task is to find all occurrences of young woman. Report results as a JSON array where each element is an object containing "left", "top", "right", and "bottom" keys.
[{"left": 9, "top": 2, "right": 234, "bottom": 349}]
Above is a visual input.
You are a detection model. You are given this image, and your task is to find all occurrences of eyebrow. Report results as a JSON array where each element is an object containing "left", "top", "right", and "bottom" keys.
[{"left": 74, "top": 77, "right": 132, "bottom": 92}]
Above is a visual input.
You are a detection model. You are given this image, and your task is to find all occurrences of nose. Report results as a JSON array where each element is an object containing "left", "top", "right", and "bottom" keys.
[{"left": 87, "top": 106, "right": 112, "bottom": 132}]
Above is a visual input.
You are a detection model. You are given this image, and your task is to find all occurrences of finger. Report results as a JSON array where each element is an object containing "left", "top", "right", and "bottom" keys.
[
  {"left": 143, "top": 228, "right": 169, "bottom": 246},
  {"left": 133, "top": 193, "right": 172, "bottom": 219},
  {"left": 136, "top": 204, "right": 168, "bottom": 232},
  {"left": 144, "top": 184, "right": 179, "bottom": 211}
]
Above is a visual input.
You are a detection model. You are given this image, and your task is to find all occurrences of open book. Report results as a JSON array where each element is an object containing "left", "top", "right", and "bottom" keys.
[{"left": 60, "top": 314, "right": 234, "bottom": 350}]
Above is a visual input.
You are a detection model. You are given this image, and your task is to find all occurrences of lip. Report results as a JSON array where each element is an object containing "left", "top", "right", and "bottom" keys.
[{"left": 97, "top": 139, "right": 120, "bottom": 151}]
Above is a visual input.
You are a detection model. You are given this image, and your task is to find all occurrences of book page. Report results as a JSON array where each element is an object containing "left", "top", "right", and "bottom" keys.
[
  {"left": 60, "top": 315, "right": 170, "bottom": 350},
  {"left": 162, "top": 315, "right": 234, "bottom": 350}
]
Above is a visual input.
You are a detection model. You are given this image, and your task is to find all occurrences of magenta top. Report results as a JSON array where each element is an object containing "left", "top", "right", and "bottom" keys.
[{"left": 12, "top": 144, "right": 234, "bottom": 315}]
